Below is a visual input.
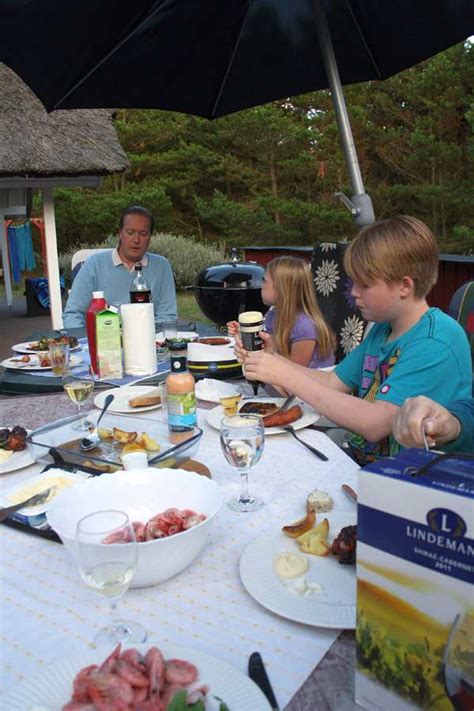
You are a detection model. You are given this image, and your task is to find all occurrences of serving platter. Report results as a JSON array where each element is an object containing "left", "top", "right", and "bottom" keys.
[
  {"left": 2, "top": 642, "right": 272, "bottom": 710},
  {"left": 12, "top": 340, "right": 82, "bottom": 354},
  {"left": 240, "top": 511, "right": 357, "bottom": 628},
  {"left": 1, "top": 354, "right": 82, "bottom": 371},
  {"left": 94, "top": 385, "right": 162, "bottom": 414},
  {"left": 206, "top": 397, "right": 320, "bottom": 434}
]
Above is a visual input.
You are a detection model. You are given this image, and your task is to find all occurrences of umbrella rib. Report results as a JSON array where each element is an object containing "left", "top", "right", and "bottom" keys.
[
  {"left": 51, "top": 3, "right": 166, "bottom": 110},
  {"left": 210, "top": 3, "right": 254, "bottom": 118},
  {"left": 344, "top": 0, "right": 383, "bottom": 80}
]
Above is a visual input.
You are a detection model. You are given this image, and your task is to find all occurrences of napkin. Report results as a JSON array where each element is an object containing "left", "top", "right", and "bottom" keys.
[
  {"left": 121, "top": 303, "right": 157, "bottom": 375},
  {"left": 195, "top": 378, "right": 239, "bottom": 402}
]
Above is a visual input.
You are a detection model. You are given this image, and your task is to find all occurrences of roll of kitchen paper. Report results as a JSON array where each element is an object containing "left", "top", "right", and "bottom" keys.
[{"left": 121, "top": 303, "right": 157, "bottom": 375}]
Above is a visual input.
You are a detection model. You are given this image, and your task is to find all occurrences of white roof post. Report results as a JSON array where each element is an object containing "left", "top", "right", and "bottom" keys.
[{"left": 42, "top": 187, "right": 63, "bottom": 330}]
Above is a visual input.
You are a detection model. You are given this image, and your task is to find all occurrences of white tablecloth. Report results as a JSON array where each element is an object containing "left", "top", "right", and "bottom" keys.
[{"left": 0, "top": 402, "right": 359, "bottom": 708}]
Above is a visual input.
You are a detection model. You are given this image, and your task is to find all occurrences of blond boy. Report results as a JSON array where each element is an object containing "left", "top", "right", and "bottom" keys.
[{"left": 243, "top": 216, "right": 471, "bottom": 465}]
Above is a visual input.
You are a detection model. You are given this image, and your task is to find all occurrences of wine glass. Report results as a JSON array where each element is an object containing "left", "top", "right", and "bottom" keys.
[
  {"left": 75, "top": 510, "right": 147, "bottom": 647},
  {"left": 62, "top": 369, "right": 94, "bottom": 430},
  {"left": 443, "top": 613, "right": 474, "bottom": 711},
  {"left": 220, "top": 414, "right": 265, "bottom": 512}
]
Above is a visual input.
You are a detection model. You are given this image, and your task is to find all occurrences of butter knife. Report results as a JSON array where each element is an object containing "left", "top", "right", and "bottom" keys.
[{"left": 248, "top": 652, "right": 280, "bottom": 710}]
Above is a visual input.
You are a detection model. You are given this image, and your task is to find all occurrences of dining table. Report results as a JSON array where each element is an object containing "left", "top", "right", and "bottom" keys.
[{"left": 0, "top": 388, "right": 360, "bottom": 710}]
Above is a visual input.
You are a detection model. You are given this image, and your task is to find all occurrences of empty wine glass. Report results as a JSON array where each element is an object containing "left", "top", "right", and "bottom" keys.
[
  {"left": 443, "top": 613, "right": 474, "bottom": 711},
  {"left": 75, "top": 510, "right": 147, "bottom": 647},
  {"left": 62, "top": 369, "right": 94, "bottom": 430},
  {"left": 220, "top": 414, "right": 265, "bottom": 512}
]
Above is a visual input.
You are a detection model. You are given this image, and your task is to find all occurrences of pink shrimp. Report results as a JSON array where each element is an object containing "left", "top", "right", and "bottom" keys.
[
  {"left": 164, "top": 658, "right": 198, "bottom": 686},
  {"left": 86, "top": 672, "right": 134, "bottom": 711},
  {"left": 71, "top": 664, "right": 99, "bottom": 702},
  {"left": 133, "top": 521, "right": 147, "bottom": 542},
  {"left": 145, "top": 520, "right": 167, "bottom": 540},
  {"left": 145, "top": 646, "right": 165, "bottom": 697},
  {"left": 63, "top": 702, "right": 96, "bottom": 710},
  {"left": 120, "top": 647, "right": 145, "bottom": 670},
  {"left": 135, "top": 700, "right": 164, "bottom": 711},
  {"left": 99, "top": 644, "right": 121, "bottom": 674},
  {"left": 116, "top": 658, "right": 149, "bottom": 687}
]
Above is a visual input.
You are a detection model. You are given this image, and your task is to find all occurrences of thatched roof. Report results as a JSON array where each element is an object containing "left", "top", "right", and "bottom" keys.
[{"left": 0, "top": 64, "right": 129, "bottom": 177}]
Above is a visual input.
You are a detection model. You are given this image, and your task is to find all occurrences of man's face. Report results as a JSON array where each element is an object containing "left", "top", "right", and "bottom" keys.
[{"left": 117, "top": 214, "right": 152, "bottom": 267}]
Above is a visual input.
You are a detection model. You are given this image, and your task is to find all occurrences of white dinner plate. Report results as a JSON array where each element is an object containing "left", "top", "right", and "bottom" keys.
[
  {"left": 94, "top": 385, "right": 162, "bottom": 414},
  {"left": 2, "top": 642, "right": 271, "bottom": 711},
  {"left": 240, "top": 511, "right": 356, "bottom": 628},
  {"left": 0, "top": 427, "right": 33, "bottom": 474},
  {"left": 1, "top": 354, "right": 82, "bottom": 371},
  {"left": 11, "top": 340, "right": 82, "bottom": 354},
  {"left": 206, "top": 397, "right": 320, "bottom": 434},
  {"left": 155, "top": 330, "right": 199, "bottom": 342},
  {"left": 195, "top": 378, "right": 240, "bottom": 403}
]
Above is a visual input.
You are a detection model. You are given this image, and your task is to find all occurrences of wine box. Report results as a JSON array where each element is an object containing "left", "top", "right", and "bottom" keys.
[
  {"left": 355, "top": 448, "right": 474, "bottom": 711},
  {"left": 96, "top": 307, "right": 123, "bottom": 379}
]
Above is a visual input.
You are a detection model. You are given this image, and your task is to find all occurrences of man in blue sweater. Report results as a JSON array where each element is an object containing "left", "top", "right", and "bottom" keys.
[{"left": 63, "top": 205, "right": 177, "bottom": 329}]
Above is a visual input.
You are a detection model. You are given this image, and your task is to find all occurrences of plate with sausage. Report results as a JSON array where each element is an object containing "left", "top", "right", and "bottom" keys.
[{"left": 206, "top": 397, "right": 320, "bottom": 434}]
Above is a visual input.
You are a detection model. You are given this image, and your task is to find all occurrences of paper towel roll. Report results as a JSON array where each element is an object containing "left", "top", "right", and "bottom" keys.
[{"left": 121, "top": 303, "right": 157, "bottom": 375}]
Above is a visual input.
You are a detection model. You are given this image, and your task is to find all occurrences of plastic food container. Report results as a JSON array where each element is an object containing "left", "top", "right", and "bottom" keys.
[
  {"left": 0, "top": 469, "right": 89, "bottom": 528},
  {"left": 26, "top": 412, "right": 202, "bottom": 473}
]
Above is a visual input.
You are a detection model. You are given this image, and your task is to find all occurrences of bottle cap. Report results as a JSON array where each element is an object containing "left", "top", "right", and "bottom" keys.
[{"left": 92, "top": 290, "right": 104, "bottom": 298}]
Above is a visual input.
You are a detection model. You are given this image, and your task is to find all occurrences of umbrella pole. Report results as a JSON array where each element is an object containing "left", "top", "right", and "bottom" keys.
[{"left": 313, "top": 0, "right": 375, "bottom": 227}]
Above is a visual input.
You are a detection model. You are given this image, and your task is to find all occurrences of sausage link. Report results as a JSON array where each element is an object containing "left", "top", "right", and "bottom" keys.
[{"left": 262, "top": 405, "right": 302, "bottom": 428}]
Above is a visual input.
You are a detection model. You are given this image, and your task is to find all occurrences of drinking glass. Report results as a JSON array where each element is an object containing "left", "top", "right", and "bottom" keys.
[
  {"left": 163, "top": 320, "right": 178, "bottom": 340},
  {"left": 75, "top": 510, "right": 147, "bottom": 647},
  {"left": 443, "top": 613, "right": 474, "bottom": 711},
  {"left": 62, "top": 370, "right": 94, "bottom": 430},
  {"left": 220, "top": 414, "right": 265, "bottom": 512},
  {"left": 48, "top": 342, "right": 70, "bottom": 376}
]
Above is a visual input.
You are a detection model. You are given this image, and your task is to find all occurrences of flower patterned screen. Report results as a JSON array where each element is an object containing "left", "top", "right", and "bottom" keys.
[{"left": 311, "top": 241, "right": 367, "bottom": 363}]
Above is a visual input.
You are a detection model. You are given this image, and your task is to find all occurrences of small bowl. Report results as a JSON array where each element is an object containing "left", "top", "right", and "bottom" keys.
[{"left": 46, "top": 468, "right": 222, "bottom": 587}]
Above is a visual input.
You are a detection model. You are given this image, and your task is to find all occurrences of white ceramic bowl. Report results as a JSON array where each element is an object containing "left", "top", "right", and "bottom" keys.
[{"left": 46, "top": 468, "right": 222, "bottom": 587}]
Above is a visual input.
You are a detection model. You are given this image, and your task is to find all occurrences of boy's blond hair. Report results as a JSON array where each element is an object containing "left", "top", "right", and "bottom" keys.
[
  {"left": 266, "top": 256, "right": 335, "bottom": 359},
  {"left": 344, "top": 216, "right": 439, "bottom": 299}
]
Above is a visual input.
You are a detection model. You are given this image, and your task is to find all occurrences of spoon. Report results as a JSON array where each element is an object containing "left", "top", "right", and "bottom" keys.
[
  {"left": 80, "top": 393, "right": 115, "bottom": 451},
  {"left": 0, "top": 486, "right": 56, "bottom": 522}
]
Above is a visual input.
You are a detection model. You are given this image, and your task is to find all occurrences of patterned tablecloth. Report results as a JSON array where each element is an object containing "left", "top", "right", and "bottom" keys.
[{"left": 0, "top": 392, "right": 359, "bottom": 710}]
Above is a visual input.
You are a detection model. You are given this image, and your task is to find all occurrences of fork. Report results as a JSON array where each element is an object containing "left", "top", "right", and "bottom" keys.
[{"left": 282, "top": 426, "right": 328, "bottom": 461}]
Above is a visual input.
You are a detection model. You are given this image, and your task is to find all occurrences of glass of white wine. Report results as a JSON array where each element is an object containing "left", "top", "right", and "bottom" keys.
[
  {"left": 220, "top": 414, "right": 265, "bottom": 512},
  {"left": 62, "top": 370, "right": 94, "bottom": 430},
  {"left": 75, "top": 510, "right": 147, "bottom": 647}
]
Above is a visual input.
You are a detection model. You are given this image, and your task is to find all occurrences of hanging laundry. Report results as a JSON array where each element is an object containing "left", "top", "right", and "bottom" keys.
[
  {"left": 16, "top": 221, "right": 36, "bottom": 271},
  {"left": 7, "top": 225, "right": 21, "bottom": 283}
]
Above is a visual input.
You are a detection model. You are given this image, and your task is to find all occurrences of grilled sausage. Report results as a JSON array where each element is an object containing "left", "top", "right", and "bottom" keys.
[{"left": 262, "top": 404, "right": 303, "bottom": 428}]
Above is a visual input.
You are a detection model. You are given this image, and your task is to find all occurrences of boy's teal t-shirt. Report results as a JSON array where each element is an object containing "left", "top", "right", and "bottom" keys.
[{"left": 335, "top": 307, "right": 472, "bottom": 464}]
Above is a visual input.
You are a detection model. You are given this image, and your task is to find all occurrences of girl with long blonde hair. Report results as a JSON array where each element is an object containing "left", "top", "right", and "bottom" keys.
[{"left": 260, "top": 256, "right": 335, "bottom": 367}]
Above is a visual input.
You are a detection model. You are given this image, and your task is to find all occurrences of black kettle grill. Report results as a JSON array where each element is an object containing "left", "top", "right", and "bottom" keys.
[{"left": 191, "top": 248, "right": 267, "bottom": 328}]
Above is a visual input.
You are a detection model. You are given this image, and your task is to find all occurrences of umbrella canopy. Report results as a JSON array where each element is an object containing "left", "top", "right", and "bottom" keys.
[
  {"left": 0, "top": 0, "right": 471, "bottom": 116},
  {"left": 1, "top": 0, "right": 471, "bottom": 227}
]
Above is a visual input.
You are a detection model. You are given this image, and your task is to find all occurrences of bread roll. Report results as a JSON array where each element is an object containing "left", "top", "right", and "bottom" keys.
[{"left": 129, "top": 390, "right": 161, "bottom": 408}]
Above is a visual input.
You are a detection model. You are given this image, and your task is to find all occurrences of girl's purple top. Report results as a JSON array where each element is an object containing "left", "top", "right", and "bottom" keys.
[{"left": 264, "top": 308, "right": 335, "bottom": 369}]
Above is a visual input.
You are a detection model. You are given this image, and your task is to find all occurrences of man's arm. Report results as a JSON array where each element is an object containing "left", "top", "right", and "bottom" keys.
[{"left": 63, "top": 261, "right": 97, "bottom": 329}]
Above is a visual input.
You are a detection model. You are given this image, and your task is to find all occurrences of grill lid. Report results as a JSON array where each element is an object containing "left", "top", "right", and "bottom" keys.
[{"left": 196, "top": 248, "right": 265, "bottom": 289}]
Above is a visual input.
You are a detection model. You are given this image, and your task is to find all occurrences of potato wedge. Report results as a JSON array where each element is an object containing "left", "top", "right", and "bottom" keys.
[
  {"left": 298, "top": 534, "right": 331, "bottom": 556},
  {"left": 122, "top": 442, "right": 147, "bottom": 455},
  {"left": 296, "top": 518, "right": 330, "bottom": 545},
  {"left": 113, "top": 427, "right": 137, "bottom": 444},
  {"left": 282, "top": 510, "right": 316, "bottom": 538},
  {"left": 136, "top": 432, "right": 161, "bottom": 452},
  {"left": 97, "top": 428, "right": 113, "bottom": 440}
]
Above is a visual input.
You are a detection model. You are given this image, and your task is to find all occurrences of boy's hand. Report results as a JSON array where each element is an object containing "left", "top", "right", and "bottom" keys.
[
  {"left": 244, "top": 351, "right": 287, "bottom": 388},
  {"left": 392, "top": 395, "right": 461, "bottom": 448}
]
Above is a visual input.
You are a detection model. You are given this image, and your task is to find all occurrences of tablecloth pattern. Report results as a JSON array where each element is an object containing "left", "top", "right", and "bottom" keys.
[{"left": 0, "top": 395, "right": 359, "bottom": 709}]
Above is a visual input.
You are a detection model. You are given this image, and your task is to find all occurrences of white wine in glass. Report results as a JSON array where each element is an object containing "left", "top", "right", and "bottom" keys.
[
  {"left": 63, "top": 372, "right": 94, "bottom": 430},
  {"left": 76, "top": 510, "right": 147, "bottom": 647}
]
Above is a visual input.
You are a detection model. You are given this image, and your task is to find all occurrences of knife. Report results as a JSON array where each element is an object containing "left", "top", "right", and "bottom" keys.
[{"left": 248, "top": 652, "right": 280, "bottom": 710}]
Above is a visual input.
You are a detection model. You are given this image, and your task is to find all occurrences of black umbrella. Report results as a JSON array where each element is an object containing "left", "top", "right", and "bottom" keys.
[{"left": 1, "top": 0, "right": 472, "bottom": 225}]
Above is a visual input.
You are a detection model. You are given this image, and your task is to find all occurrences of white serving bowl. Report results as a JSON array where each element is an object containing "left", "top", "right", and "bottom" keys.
[{"left": 46, "top": 468, "right": 222, "bottom": 587}]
